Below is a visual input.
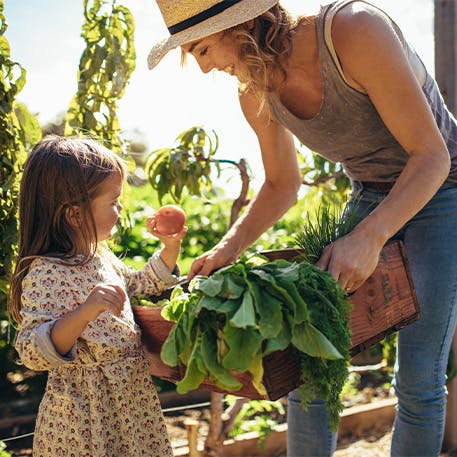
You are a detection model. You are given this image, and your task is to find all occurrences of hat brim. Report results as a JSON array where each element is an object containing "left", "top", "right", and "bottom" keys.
[{"left": 148, "top": 0, "right": 279, "bottom": 69}]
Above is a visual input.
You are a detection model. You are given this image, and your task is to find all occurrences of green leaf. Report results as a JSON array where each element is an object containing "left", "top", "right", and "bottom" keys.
[
  {"left": 176, "top": 355, "right": 206, "bottom": 394},
  {"left": 215, "top": 297, "right": 242, "bottom": 318},
  {"left": 200, "top": 329, "right": 242, "bottom": 392},
  {"left": 250, "top": 269, "right": 297, "bottom": 317},
  {"left": 247, "top": 350, "right": 266, "bottom": 396},
  {"left": 292, "top": 322, "right": 343, "bottom": 360},
  {"left": 263, "top": 312, "right": 294, "bottom": 355},
  {"left": 160, "top": 287, "right": 186, "bottom": 321},
  {"left": 219, "top": 273, "right": 246, "bottom": 299},
  {"left": 222, "top": 325, "right": 263, "bottom": 373},
  {"left": 13, "top": 102, "right": 42, "bottom": 146},
  {"left": 276, "top": 277, "right": 309, "bottom": 323},
  {"left": 195, "top": 274, "right": 224, "bottom": 297},
  {"left": 176, "top": 333, "right": 207, "bottom": 393},
  {"left": 195, "top": 295, "right": 223, "bottom": 312},
  {"left": 160, "top": 325, "right": 179, "bottom": 366},
  {"left": 229, "top": 290, "right": 256, "bottom": 328},
  {"left": 247, "top": 279, "right": 282, "bottom": 339}
]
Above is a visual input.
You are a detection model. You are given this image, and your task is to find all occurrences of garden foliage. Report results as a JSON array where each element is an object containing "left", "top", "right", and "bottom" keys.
[
  {"left": 0, "top": 0, "right": 44, "bottom": 398},
  {"left": 65, "top": 0, "right": 135, "bottom": 155}
]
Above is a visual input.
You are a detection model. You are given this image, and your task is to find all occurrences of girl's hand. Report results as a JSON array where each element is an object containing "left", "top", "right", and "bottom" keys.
[
  {"left": 78, "top": 283, "right": 126, "bottom": 322},
  {"left": 50, "top": 283, "right": 126, "bottom": 356},
  {"left": 315, "top": 232, "right": 382, "bottom": 293},
  {"left": 146, "top": 215, "right": 187, "bottom": 272},
  {"left": 146, "top": 215, "right": 187, "bottom": 248}
]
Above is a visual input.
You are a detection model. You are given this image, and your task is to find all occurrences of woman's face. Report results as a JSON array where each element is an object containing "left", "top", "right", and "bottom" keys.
[{"left": 182, "top": 31, "right": 241, "bottom": 77}]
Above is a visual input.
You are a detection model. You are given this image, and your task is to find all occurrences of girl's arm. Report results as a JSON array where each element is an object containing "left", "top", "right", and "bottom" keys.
[
  {"left": 316, "top": 3, "right": 450, "bottom": 291},
  {"left": 188, "top": 93, "right": 302, "bottom": 278},
  {"left": 15, "top": 264, "right": 124, "bottom": 366},
  {"left": 50, "top": 283, "right": 126, "bottom": 355},
  {"left": 117, "top": 222, "right": 186, "bottom": 297}
]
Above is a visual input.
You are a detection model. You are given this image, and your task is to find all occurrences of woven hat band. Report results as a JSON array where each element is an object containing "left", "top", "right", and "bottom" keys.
[{"left": 168, "top": 0, "right": 243, "bottom": 35}]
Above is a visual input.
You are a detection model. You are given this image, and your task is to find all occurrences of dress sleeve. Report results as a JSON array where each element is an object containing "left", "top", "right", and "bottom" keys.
[
  {"left": 116, "top": 252, "right": 179, "bottom": 297},
  {"left": 14, "top": 263, "right": 77, "bottom": 371}
]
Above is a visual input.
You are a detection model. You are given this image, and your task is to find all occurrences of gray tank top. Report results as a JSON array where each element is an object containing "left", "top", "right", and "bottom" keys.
[{"left": 268, "top": 0, "right": 457, "bottom": 183}]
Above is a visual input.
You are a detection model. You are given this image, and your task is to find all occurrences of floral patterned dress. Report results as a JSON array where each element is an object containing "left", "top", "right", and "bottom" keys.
[{"left": 15, "top": 248, "right": 177, "bottom": 457}]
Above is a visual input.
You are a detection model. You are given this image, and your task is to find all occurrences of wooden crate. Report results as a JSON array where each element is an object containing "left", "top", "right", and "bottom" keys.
[
  {"left": 134, "top": 240, "right": 419, "bottom": 400},
  {"left": 261, "top": 239, "right": 420, "bottom": 356}
]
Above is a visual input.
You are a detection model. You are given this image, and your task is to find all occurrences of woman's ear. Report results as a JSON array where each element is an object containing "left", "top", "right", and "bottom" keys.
[
  {"left": 246, "top": 19, "right": 255, "bottom": 30},
  {"left": 65, "top": 205, "right": 82, "bottom": 228}
]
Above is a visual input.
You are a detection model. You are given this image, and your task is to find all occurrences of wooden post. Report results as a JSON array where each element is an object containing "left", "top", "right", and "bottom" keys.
[
  {"left": 444, "top": 339, "right": 457, "bottom": 451},
  {"left": 435, "top": 0, "right": 457, "bottom": 451},
  {"left": 184, "top": 419, "right": 200, "bottom": 457},
  {"left": 435, "top": 0, "right": 457, "bottom": 114}
]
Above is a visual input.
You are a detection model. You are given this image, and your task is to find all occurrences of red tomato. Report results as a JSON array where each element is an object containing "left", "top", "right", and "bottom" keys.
[{"left": 155, "top": 205, "right": 186, "bottom": 235}]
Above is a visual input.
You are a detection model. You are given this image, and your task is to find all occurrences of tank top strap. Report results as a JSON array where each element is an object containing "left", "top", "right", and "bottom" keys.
[
  {"left": 319, "top": 0, "right": 426, "bottom": 90},
  {"left": 322, "top": 1, "right": 362, "bottom": 90}
]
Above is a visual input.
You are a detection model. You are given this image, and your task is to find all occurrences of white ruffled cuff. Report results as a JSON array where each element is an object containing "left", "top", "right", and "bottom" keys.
[{"left": 149, "top": 252, "right": 179, "bottom": 285}]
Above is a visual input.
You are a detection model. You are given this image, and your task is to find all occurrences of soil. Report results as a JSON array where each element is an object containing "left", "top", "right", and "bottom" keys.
[
  {"left": 4, "top": 367, "right": 457, "bottom": 457},
  {"left": 6, "top": 412, "right": 457, "bottom": 457},
  {"left": 3, "top": 424, "right": 394, "bottom": 457},
  {"left": 3, "top": 394, "right": 393, "bottom": 457}
]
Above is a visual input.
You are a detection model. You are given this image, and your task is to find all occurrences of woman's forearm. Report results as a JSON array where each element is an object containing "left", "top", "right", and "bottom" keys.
[{"left": 353, "top": 150, "right": 450, "bottom": 244}]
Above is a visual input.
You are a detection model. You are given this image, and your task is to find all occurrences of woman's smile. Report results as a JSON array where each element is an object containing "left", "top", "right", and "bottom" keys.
[{"left": 222, "top": 64, "right": 235, "bottom": 75}]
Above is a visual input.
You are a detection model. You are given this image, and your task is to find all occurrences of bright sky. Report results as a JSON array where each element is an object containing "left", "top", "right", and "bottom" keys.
[{"left": 5, "top": 0, "right": 435, "bottom": 190}]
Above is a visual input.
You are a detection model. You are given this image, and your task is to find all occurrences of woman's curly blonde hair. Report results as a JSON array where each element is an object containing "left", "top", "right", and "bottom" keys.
[
  {"left": 228, "top": 5, "right": 298, "bottom": 94},
  {"left": 182, "top": 5, "right": 307, "bottom": 109}
]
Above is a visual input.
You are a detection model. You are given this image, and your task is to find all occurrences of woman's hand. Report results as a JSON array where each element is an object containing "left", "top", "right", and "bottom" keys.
[
  {"left": 188, "top": 242, "right": 238, "bottom": 279},
  {"left": 316, "top": 231, "right": 382, "bottom": 293}
]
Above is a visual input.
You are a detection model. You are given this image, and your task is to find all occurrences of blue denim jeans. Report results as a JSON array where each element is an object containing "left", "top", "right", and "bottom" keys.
[{"left": 287, "top": 183, "right": 457, "bottom": 457}]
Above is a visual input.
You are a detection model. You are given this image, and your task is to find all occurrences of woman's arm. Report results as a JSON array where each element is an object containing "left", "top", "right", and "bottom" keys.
[
  {"left": 188, "top": 91, "right": 302, "bottom": 278},
  {"left": 316, "top": 3, "right": 451, "bottom": 291}
]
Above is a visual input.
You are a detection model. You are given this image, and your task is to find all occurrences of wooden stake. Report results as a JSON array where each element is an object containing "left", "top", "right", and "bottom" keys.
[
  {"left": 184, "top": 418, "right": 200, "bottom": 457},
  {"left": 435, "top": 0, "right": 457, "bottom": 451}
]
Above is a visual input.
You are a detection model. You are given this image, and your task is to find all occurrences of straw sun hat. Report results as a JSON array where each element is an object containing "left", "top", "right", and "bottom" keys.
[{"left": 148, "top": 0, "right": 279, "bottom": 69}]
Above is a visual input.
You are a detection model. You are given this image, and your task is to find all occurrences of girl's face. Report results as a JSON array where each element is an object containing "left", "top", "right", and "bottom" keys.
[
  {"left": 90, "top": 172, "right": 123, "bottom": 242},
  {"left": 182, "top": 31, "right": 241, "bottom": 77}
]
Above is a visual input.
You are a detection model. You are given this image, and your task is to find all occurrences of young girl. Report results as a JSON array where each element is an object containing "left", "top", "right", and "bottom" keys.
[{"left": 11, "top": 135, "right": 186, "bottom": 457}]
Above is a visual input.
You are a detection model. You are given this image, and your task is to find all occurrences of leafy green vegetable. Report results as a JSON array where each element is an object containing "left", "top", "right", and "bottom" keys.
[
  {"left": 159, "top": 258, "right": 351, "bottom": 430},
  {"left": 229, "top": 291, "right": 256, "bottom": 328}
]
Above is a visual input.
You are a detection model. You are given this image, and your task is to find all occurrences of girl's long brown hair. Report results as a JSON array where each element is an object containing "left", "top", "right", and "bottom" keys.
[{"left": 9, "top": 135, "right": 126, "bottom": 324}]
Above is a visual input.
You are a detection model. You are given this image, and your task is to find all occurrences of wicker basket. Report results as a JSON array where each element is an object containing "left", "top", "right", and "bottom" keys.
[{"left": 133, "top": 239, "right": 419, "bottom": 400}]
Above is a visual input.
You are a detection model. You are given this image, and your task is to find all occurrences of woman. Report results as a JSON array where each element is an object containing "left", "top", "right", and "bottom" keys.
[{"left": 149, "top": 1, "right": 457, "bottom": 456}]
